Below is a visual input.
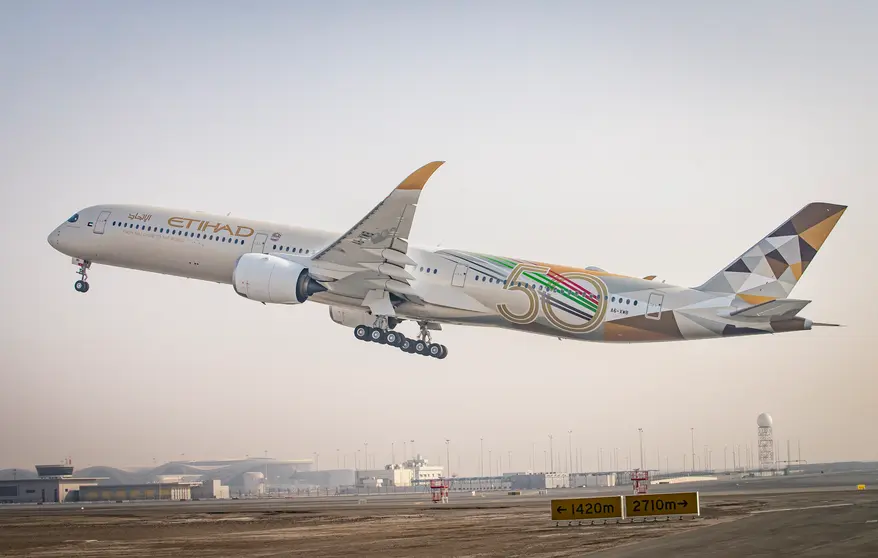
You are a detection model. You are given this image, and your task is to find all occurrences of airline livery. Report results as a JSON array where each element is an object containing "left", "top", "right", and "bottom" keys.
[{"left": 48, "top": 161, "right": 846, "bottom": 359}]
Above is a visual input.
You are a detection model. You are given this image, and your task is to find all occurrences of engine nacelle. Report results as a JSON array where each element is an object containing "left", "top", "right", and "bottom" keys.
[
  {"left": 329, "top": 306, "right": 373, "bottom": 328},
  {"left": 233, "top": 253, "right": 326, "bottom": 304}
]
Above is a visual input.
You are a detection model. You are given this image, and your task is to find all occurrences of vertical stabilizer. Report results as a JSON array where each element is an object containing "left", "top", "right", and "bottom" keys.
[{"left": 695, "top": 202, "right": 846, "bottom": 303}]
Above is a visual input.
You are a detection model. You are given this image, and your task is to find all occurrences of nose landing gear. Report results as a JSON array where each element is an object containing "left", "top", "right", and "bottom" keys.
[{"left": 73, "top": 259, "right": 91, "bottom": 293}]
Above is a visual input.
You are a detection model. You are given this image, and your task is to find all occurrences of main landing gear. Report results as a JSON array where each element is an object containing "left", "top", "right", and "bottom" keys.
[
  {"left": 353, "top": 319, "right": 448, "bottom": 359},
  {"left": 73, "top": 259, "right": 91, "bottom": 293}
]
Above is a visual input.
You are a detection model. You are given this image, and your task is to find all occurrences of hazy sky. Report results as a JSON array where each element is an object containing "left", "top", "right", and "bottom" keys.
[{"left": 2, "top": 1, "right": 876, "bottom": 474}]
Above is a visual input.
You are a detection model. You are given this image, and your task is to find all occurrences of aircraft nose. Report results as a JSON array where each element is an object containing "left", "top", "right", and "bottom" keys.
[{"left": 47, "top": 227, "right": 61, "bottom": 249}]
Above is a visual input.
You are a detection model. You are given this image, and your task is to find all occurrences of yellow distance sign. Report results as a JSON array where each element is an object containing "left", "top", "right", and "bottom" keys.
[
  {"left": 625, "top": 492, "right": 700, "bottom": 518},
  {"left": 551, "top": 496, "right": 623, "bottom": 521}
]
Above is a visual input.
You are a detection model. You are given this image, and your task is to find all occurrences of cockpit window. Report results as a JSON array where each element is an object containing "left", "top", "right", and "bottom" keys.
[{"left": 67, "top": 213, "right": 79, "bottom": 223}]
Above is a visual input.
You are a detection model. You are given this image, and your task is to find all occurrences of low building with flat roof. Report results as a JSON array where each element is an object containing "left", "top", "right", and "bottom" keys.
[
  {"left": 79, "top": 482, "right": 192, "bottom": 502},
  {"left": 0, "top": 477, "right": 103, "bottom": 504}
]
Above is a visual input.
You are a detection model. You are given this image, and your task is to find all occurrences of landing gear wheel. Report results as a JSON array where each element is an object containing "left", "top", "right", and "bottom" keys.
[
  {"left": 399, "top": 337, "right": 412, "bottom": 352},
  {"left": 385, "top": 331, "right": 403, "bottom": 347},
  {"left": 428, "top": 343, "right": 444, "bottom": 358},
  {"left": 73, "top": 259, "right": 92, "bottom": 292},
  {"left": 354, "top": 325, "right": 371, "bottom": 341},
  {"left": 414, "top": 340, "right": 428, "bottom": 355},
  {"left": 369, "top": 328, "right": 386, "bottom": 344},
  {"left": 436, "top": 345, "right": 448, "bottom": 359}
]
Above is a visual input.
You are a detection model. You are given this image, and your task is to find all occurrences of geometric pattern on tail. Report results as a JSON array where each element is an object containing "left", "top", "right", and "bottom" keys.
[{"left": 697, "top": 202, "right": 846, "bottom": 304}]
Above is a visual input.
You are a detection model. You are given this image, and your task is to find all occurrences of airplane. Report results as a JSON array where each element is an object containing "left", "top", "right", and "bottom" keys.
[{"left": 47, "top": 161, "right": 846, "bottom": 359}]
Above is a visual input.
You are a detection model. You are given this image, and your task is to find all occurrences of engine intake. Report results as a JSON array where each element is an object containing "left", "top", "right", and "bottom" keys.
[{"left": 233, "top": 253, "right": 326, "bottom": 304}]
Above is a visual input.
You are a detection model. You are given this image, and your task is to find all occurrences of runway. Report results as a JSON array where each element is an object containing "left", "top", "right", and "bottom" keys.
[{"left": 0, "top": 470, "right": 876, "bottom": 556}]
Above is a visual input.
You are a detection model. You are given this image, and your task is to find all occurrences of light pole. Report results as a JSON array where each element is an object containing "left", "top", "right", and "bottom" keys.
[
  {"left": 445, "top": 439, "right": 450, "bottom": 478},
  {"left": 548, "top": 434, "right": 554, "bottom": 471},
  {"left": 364, "top": 442, "right": 368, "bottom": 470},
  {"left": 638, "top": 428, "right": 644, "bottom": 470},
  {"left": 567, "top": 430, "right": 573, "bottom": 473},
  {"left": 336, "top": 449, "right": 340, "bottom": 469},
  {"left": 690, "top": 428, "right": 695, "bottom": 473}
]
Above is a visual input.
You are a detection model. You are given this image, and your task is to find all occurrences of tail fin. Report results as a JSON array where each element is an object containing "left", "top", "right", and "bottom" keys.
[{"left": 695, "top": 202, "right": 846, "bottom": 303}]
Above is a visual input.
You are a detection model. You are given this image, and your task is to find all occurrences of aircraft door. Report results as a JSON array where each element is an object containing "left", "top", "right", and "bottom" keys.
[
  {"left": 451, "top": 264, "right": 468, "bottom": 287},
  {"left": 645, "top": 292, "right": 664, "bottom": 320},
  {"left": 251, "top": 233, "right": 268, "bottom": 253},
  {"left": 92, "top": 211, "right": 111, "bottom": 234}
]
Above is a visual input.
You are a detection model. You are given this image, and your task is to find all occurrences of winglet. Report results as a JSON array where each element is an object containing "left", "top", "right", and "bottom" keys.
[{"left": 395, "top": 161, "right": 445, "bottom": 191}]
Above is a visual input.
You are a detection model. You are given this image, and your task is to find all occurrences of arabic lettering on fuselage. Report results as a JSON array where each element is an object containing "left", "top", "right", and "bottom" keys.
[
  {"left": 168, "top": 216, "right": 255, "bottom": 238},
  {"left": 128, "top": 213, "right": 152, "bottom": 222}
]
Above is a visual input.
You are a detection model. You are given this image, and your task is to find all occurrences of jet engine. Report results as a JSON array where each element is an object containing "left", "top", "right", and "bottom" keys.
[{"left": 233, "top": 253, "right": 326, "bottom": 304}]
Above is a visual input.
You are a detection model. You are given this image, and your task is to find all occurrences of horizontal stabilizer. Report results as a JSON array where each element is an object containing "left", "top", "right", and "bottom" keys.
[{"left": 729, "top": 298, "right": 810, "bottom": 319}]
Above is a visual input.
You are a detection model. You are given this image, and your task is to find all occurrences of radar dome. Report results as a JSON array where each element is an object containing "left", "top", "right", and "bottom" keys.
[{"left": 757, "top": 413, "right": 773, "bottom": 428}]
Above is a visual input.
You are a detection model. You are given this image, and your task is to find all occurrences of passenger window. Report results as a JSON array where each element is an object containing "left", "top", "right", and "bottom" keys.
[
  {"left": 421, "top": 267, "right": 425, "bottom": 272},
  {"left": 306, "top": 250, "right": 310, "bottom": 254},
  {"left": 210, "top": 235, "right": 214, "bottom": 240},
  {"left": 273, "top": 244, "right": 276, "bottom": 249},
  {"left": 633, "top": 300, "right": 638, "bottom": 306},
  {"left": 433, "top": 269, "right": 437, "bottom": 274},
  {"left": 612, "top": 297, "right": 616, "bottom": 302},
  {"left": 298, "top": 248, "right": 303, "bottom": 253},
  {"left": 626, "top": 299, "right": 630, "bottom": 304},
  {"left": 426, "top": 268, "right": 431, "bottom": 273}
]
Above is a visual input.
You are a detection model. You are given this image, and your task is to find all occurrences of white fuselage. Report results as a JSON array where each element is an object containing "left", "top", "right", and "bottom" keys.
[{"left": 49, "top": 203, "right": 814, "bottom": 344}]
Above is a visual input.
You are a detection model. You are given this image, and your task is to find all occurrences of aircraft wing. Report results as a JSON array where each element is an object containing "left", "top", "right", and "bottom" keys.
[
  {"left": 729, "top": 298, "right": 811, "bottom": 319},
  {"left": 309, "top": 161, "right": 445, "bottom": 314}
]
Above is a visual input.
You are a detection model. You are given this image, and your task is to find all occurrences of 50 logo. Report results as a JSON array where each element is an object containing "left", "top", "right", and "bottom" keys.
[{"left": 496, "top": 264, "right": 608, "bottom": 334}]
